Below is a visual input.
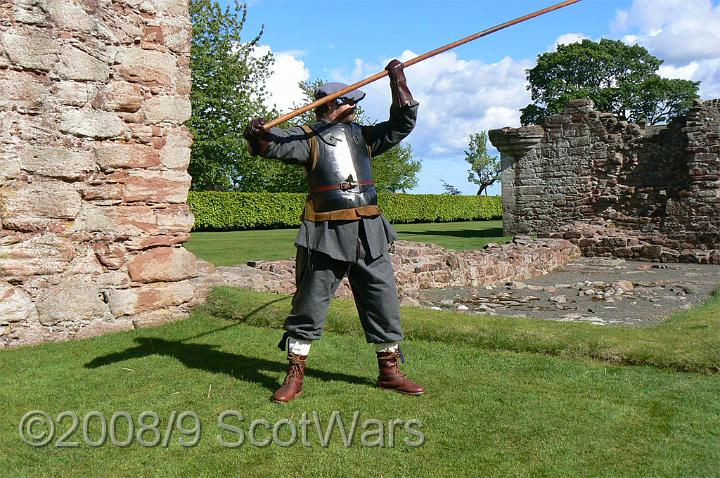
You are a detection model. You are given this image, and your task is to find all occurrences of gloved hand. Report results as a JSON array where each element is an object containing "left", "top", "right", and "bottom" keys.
[
  {"left": 243, "top": 117, "right": 270, "bottom": 156},
  {"left": 385, "top": 59, "right": 414, "bottom": 107}
]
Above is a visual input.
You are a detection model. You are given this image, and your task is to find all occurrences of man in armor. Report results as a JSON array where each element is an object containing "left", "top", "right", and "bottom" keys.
[{"left": 243, "top": 59, "right": 426, "bottom": 403}]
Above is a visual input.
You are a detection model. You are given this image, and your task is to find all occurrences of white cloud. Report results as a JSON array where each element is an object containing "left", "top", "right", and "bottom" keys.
[
  {"left": 306, "top": 49, "right": 532, "bottom": 194},
  {"left": 621, "top": 34, "right": 639, "bottom": 45},
  {"left": 612, "top": 0, "right": 720, "bottom": 100},
  {"left": 255, "top": 45, "right": 521, "bottom": 193},
  {"left": 548, "top": 32, "right": 590, "bottom": 51},
  {"left": 658, "top": 62, "right": 700, "bottom": 80},
  {"left": 329, "top": 51, "right": 531, "bottom": 161},
  {"left": 254, "top": 45, "right": 310, "bottom": 114},
  {"left": 612, "top": 9, "right": 630, "bottom": 32},
  {"left": 687, "top": 59, "right": 720, "bottom": 98}
]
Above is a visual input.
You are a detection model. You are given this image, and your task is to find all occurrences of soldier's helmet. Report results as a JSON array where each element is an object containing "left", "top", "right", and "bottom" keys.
[{"left": 313, "top": 82, "right": 366, "bottom": 119}]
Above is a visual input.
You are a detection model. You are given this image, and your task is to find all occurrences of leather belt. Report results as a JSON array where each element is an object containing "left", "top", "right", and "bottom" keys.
[{"left": 311, "top": 179, "right": 375, "bottom": 193}]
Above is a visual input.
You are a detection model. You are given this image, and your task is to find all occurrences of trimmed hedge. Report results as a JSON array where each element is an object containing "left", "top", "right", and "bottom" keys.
[
  {"left": 188, "top": 191, "right": 502, "bottom": 231},
  {"left": 378, "top": 193, "right": 502, "bottom": 224}
]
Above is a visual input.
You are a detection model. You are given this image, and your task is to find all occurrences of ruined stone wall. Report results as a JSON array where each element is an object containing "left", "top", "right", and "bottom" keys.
[
  {"left": 0, "top": 0, "right": 212, "bottom": 347},
  {"left": 211, "top": 239, "right": 582, "bottom": 306},
  {"left": 489, "top": 99, "right": 720, "bottom": 263}
]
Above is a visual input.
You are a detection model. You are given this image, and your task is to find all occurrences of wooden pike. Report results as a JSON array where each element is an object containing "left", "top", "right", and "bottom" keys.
[{"left": 263, "top": 0, "right": 582, "bottom": 129}]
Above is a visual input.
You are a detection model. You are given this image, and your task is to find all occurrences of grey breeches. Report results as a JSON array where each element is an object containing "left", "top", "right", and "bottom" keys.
[{"left": 284, "top": 245, "right": 404, "bottom": 343}]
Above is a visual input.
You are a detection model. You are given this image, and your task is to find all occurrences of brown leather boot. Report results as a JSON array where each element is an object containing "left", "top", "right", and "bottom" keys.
[
  {"left": 376, "top": 351, "right": 426, "bottom": 395},
  {"left": 271, "top": 353, "right": 307, "bottom": 403}
]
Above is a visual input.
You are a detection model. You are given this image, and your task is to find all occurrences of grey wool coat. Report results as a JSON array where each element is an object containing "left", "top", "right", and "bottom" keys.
[{"left": 259, "top": 101, "right": 420, "bottom": 262}]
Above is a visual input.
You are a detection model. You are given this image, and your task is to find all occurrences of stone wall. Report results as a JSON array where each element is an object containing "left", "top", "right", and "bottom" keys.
[
  {"left": 211, "top": 239, "right": 581, "bottom": 305},
  {"left": 0, "top": 0, "right": 212, "bottom": 348},
  {"left": 489, "top": 98, "right": 720, "bottom": 262}
]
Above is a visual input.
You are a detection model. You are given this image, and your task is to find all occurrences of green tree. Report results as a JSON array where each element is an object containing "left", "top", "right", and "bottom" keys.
[
  {"left": 440, "top": 180, "right": 461, "bottom": 195},
  {"left": 520, "top": 39, "right": 699, "bottom": 126},
  {"left": 292, "top": 78, "right": 325, "bottom": 127},
  {"left": 465, "top": 131, "right": 499, "bottom": 195},
  {"left": 188, "top": 0, "right": 274, "bottom": 191},
  {"left": 371, "top": 143, "right": 420, "bottom": 193},
  {"left": 632, "top": 75, "right": 701, "bottom": 125}
]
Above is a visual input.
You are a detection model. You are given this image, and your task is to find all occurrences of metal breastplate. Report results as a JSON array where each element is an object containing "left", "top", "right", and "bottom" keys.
[{"left": 307, "top": 122, "right": 377, "bottom": 213}]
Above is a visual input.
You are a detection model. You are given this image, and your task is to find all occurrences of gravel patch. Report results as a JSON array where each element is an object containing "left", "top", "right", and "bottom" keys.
[{"left": 417, "top": 257, "right": 720, "bottom": 326}]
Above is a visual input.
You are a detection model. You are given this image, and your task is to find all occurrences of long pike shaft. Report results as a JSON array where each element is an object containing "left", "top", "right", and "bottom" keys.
[{"left": 263, "top": 0, "right": 582, "bottom": 129}]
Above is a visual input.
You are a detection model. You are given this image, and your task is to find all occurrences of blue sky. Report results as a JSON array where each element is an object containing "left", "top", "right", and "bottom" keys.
[{"left": 225, "top": 0, "right": 720, "bottom": 194}]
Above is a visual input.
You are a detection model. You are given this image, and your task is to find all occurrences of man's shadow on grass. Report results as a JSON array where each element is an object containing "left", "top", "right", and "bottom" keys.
[
  {"left": 84, "top": 298, "right": 373, "bottom": 392},
  {"left": 84, "top": 337, "right": 373, "bottom": 392},
  {"left": 399, "top": 227, "right": 505, "bottom": 239}
]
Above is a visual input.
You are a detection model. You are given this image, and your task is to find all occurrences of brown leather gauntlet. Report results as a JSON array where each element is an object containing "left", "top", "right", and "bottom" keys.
[
  {"left": 385, "top": 59, "right": 414, "bottom": 108},
  {"left": 243, "top": 117, "right": 271, "bottom": 156}
]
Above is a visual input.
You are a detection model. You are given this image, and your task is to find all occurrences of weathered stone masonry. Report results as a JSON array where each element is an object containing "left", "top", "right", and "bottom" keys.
[
  {"left": 490, "top": 99, "right": 720, "bottom": 264},
  {"left": 211, "top": 238, "right": 581, "bottom": 306},
  {"left": 0, "top": 0, "right": 216, "bottom": 348}
]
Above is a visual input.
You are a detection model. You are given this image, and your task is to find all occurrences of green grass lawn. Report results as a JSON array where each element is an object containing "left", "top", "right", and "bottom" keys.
[
  {"left": 2, "top": 305, "right": 719, "bottom": 477},
  {"left": 184, "top": 220, "right": 510, "bottom": 266},
  {"left": 202, "top": 287, "right": 720, "bottom": 374}
]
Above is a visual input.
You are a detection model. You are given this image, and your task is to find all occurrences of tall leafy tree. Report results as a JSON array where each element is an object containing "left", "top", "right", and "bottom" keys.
[
  {"left": 520, "top": 39, "right": 699, "bottom": 126},
  {"left": 465, "top": 131, "right": 500, "bottom": 195},
  {"left": 188, "top": 0, "right": 274, "bottom": 191},
  {"left": 440, "top": 180, "right": 461, "bottom": 195},
  {"left": 371, "top": 142, "right": 420, "bottom": 193}
]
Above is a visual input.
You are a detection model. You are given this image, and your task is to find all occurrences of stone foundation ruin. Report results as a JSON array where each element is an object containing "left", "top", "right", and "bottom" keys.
[
  {"left": 212, "top": 238, "right": 581, "bottom": 306},
  {"left": 489, "top": 98, "right": 720, "bottom": 264},
  {"left": 0, "top": 0, "right": 216, "bottom": 348}
]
